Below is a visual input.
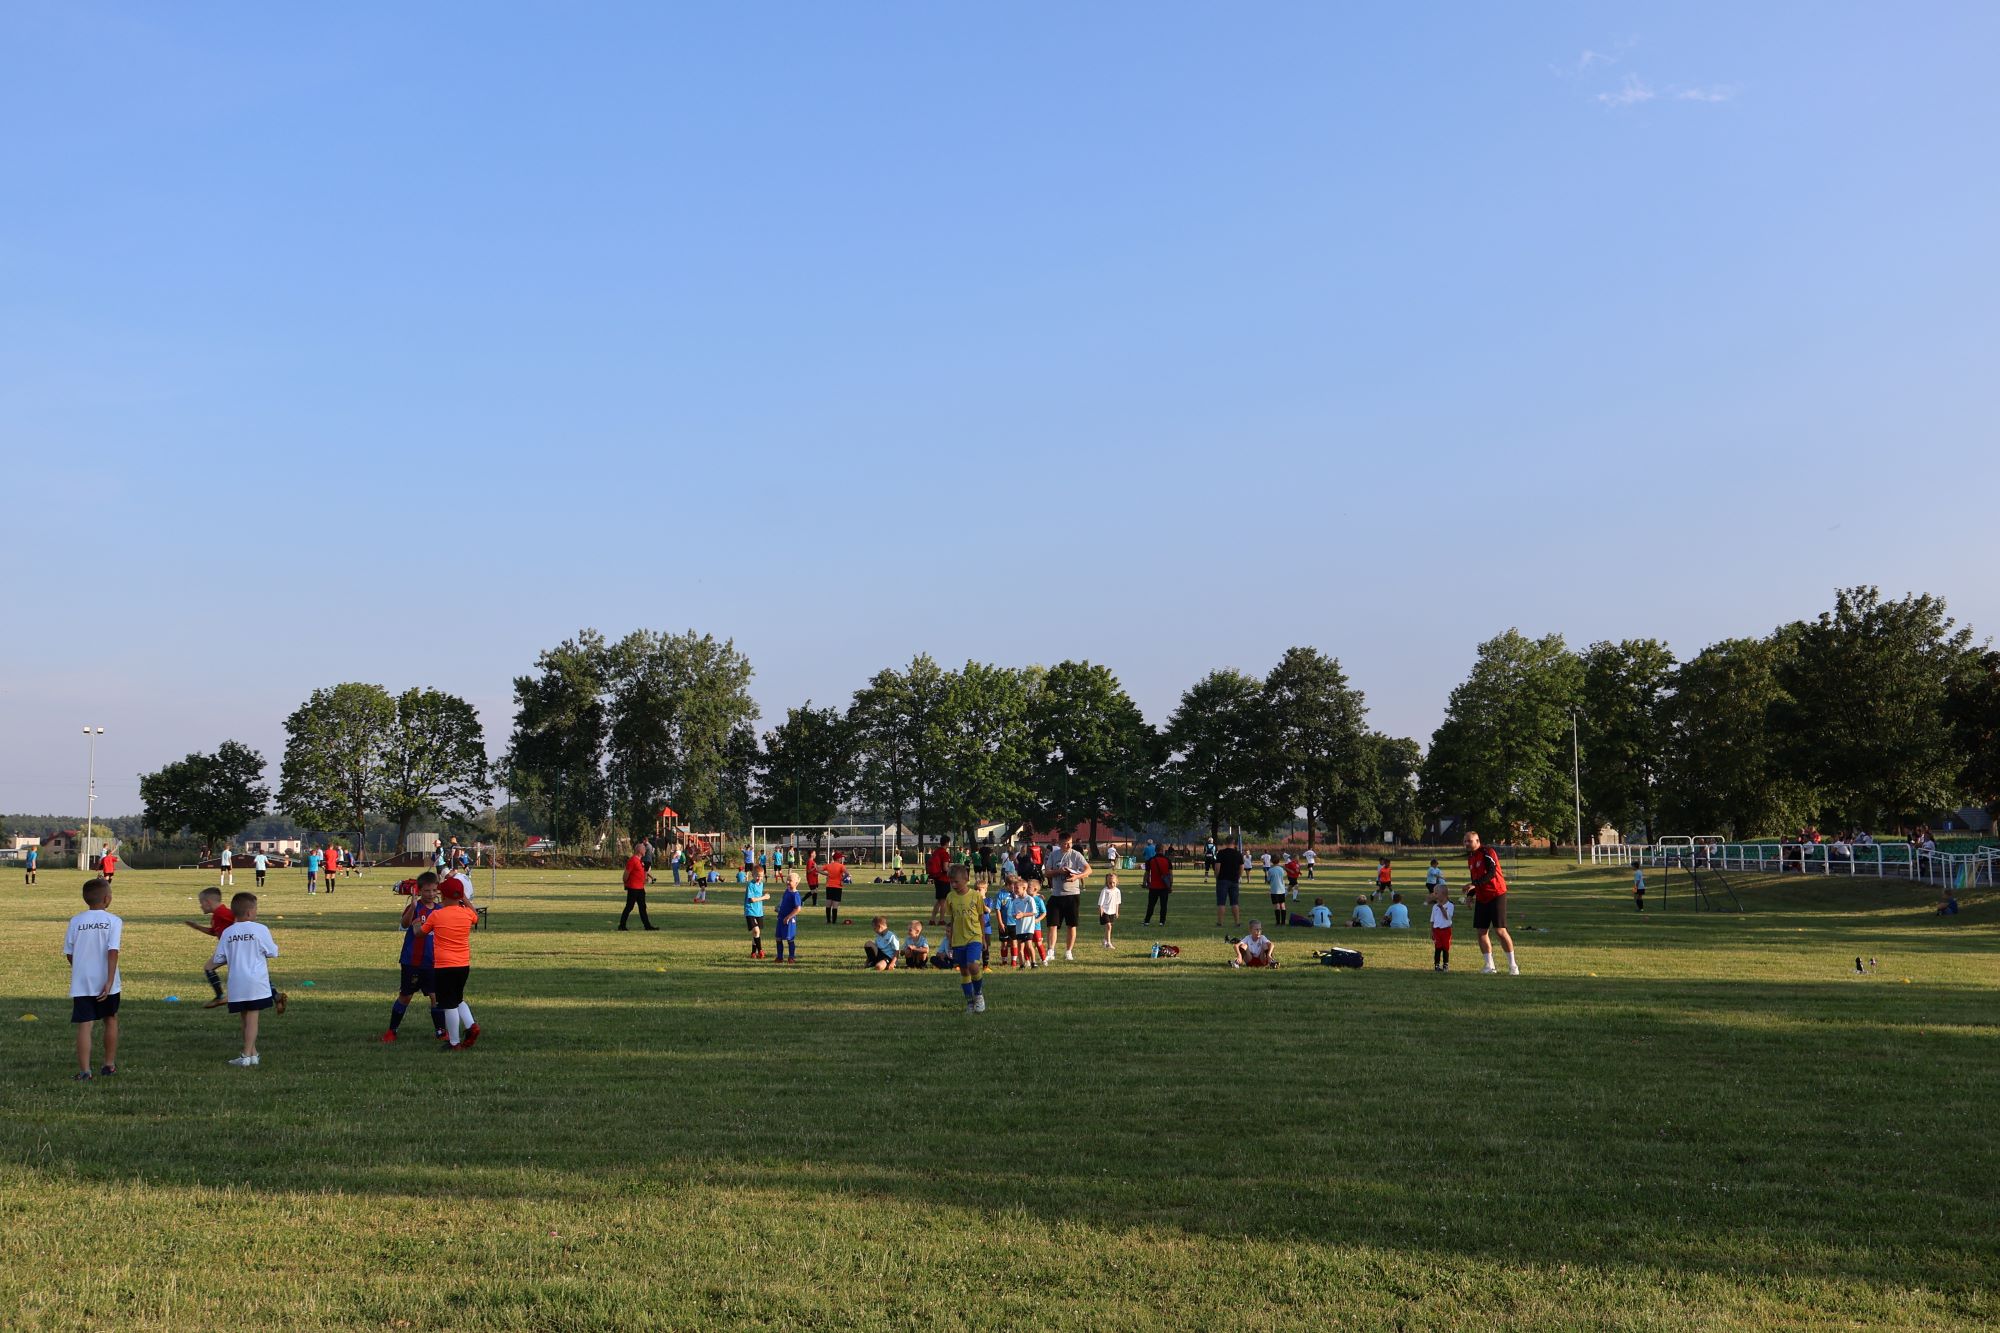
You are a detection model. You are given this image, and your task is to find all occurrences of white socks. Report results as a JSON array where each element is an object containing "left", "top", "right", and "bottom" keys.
[
  {"left": 445, "top": 1009, "right": 463, "bottom": 1044},
  {"left": 456, "top": 1003, "right": 474, "bottom": 1028}
]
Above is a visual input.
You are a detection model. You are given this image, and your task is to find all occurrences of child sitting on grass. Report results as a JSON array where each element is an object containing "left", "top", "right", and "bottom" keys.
[
  {"left": 865, "top": 916, "right": 900, "bottom": 970},
  {"left": 902, "top": 920, "right": 935, "bottom": 968},
  {"left": 1230, "top": 921, "right": 1276, "bottom": 969},
  {"left": 185, "top": 886, "right": 235, "bottom": 1009}
]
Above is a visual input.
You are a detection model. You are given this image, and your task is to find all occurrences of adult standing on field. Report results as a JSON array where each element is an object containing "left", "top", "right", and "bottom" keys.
[
  {"left": 1213, "top": 837, "right": 1244, "bottom": 927},
  {"left": 1463, "top": 830, "right": 1518, "bottom": 975},
  {"left": 1044, "top": 834, "right": 1089, "bottom": 962},
  {"left": 621, "top": 840, "right": 656, "bottom": 931},
  {"left": 1143, "top": 844, "right": 1173, "bottom": 924}
]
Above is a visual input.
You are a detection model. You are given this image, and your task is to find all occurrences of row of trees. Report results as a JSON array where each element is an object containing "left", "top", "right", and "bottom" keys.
[
  {"left": 140, "top": 683, "right": 493, "bottom": 852},
  {"left": 135, "top": 586, "right": 1998, "bottom": 853},
  {"left": 1422, "top": 588, "right": 2000, "bottom": 842},
  {"left": 503, "top": 635, "right": 1424, "bottom": 849}
]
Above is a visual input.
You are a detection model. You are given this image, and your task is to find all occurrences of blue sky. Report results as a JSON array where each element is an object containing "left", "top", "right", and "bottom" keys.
[{"left": 5, "top": 2, "right": 1996, "bottom": 816}]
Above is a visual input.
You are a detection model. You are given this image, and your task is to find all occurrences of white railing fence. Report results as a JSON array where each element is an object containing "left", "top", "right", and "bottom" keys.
[{"left": 1590, "top": 840, "right": 1999, "bottom": 889}]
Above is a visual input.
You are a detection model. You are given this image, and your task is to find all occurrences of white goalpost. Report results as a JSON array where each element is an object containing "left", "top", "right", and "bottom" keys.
[{"left": 748, "top": 823, "right": 892, "bottom": 869}]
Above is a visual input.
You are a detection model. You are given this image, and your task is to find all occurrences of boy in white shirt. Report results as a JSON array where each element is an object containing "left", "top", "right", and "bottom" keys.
[
  {"left": 1428, "top": 883, "right": 1456, "bottom": 972},
  {"left": 208, "top": 892, "right": 285, "bottom": 1066},
  {"left": 1231, "top": 921, "right": 1276, "bottom": 969},
  {"left": 1097, "top": 873, "right": 1122, "bottom": 950},
  {"left": 65, "top": 878, "right": 123, "bottom": 1080}
]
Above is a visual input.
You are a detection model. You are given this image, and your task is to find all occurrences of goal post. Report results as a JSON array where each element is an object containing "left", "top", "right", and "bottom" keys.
[{"left": 749, "top": 823, "right": 891, "bottom": 868}]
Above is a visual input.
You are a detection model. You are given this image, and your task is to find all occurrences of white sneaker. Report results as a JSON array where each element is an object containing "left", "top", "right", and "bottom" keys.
[
  {"left": 1479, "top": 963, "right": 1497, "bottom": 975},
  {"left": 973, "top": 994, "right": 986, "bottom": 1013},
  {"left": 1508, "top": 961, "right": 1521, "bottom": 975},
  {"left": 1065, "top": 949, "right": 1075, "bottom": 962},
  {"left": 228, "top": 1054, "right": 260, "bottom": 1067},
  {"left": 1231, "top": 960, "right": 1243, "bottom": 969}
]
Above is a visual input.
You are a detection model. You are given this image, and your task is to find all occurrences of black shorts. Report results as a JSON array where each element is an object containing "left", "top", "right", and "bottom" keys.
[
  {"left": 1047, "top": 895, "right": 1081, "bottom": 929},
  {"left": 826, "top": 885, "right": 844, "bottom": 902},
  {"left": 1215, "top": 878, "right": 1241, "bottom": 907},
  {"left": 71, "top": 993, "right": 121, "bottom": 1023},
  {"left": 1473, "top": 895, "right": 1508, "bottom": 930},
  {"left": 932, "top": 878, "right": 952, "bottom": 900},
  {"left": 745, "top": 914, "right": 764, "bottom": 933},
  {"left": 228, "top": 993, "right": 275, "bottom": 1014},
  {"left": 399, "top": 963, "right": 436, "bottom": 996},
  {"left": 432, "top": 965, "right": 470, "bottom": 1009}
]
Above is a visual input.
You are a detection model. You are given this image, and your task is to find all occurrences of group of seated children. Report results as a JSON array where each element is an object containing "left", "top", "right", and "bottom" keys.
[
  {"left": 1348, "top": 892, "right": 1410, "bottom": 928},
  {"left": 864, "top": 917, "right": 938, "bottom": 969}
]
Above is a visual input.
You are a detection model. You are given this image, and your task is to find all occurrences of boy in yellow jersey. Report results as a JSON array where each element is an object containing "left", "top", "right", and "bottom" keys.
[{"left": 944, "top": 867, "right": 989, "bottom": 1014}]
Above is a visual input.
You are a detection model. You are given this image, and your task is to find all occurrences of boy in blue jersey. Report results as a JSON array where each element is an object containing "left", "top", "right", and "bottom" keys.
[
  {"left": 382, "top": 874, "right": 446, "bottom": 1042},
  {"left": 774, "top": 871, "right": 802, "bottom": 963},
  {"left": 1027, "top": 883, "right": 1049, "bottom": 967},
  {"left": 744, "top": 867, "right": 768, "bottom": 959},
  {"left": 994, "top": 878, "right": 1020, "bottom": 968},
  {"left": 306, "top": 848, "right": 322, "bottom": 894}
]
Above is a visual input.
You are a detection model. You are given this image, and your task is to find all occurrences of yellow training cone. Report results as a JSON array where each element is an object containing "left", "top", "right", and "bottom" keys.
[{"left": 19, "top": 1014, "right": 38, "bottom": 1022}]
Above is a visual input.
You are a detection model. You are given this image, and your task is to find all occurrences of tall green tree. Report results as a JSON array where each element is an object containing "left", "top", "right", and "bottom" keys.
[
  {"left": 381, "top": 688, "right": 493, "bottom": 850},
  {"left": 503, "top": 631, "right": 611, "bottom": 847},
  {"left": 1026, "top": 660, "right": 1153, "bottom": 852},
  {"left": 604, "top": 629, "right": 758, "bottom": 838},
  {"left": 139, "top": 741, "right": 270, "bottom": 852},
  {"left": 1420, "top": 630, "right": 1584, "bottom": 842},
  {"left": 1261, "top": 646, "right": 1371, "bottom": 847},
  {"left": 278, "top": 683, "right": 396, "bottom": 845},
  {"left": 1578, "top": 638, "right": 1676, "bottom": 842},
  {"left": 848, "top": 654, "right": 951, "bottom": 843},
  {"left": 1658, "top": 634, "right": 1812, "bottom": 838},
  {"left": 930, "top": 662, "right": 1038, "bottom": 841},
  {"left": 1160, "top": 669, "right": 1281, "bottom": 838},
  {"left": 752, "top": 703, "right": 854, "bottom": 828},
  {"left": 1947, "top": 648, "right": 2000, "bottom": 825},
  {"left": 1773, "top": 587, "right": 1973, "bottom": 826},
  {"left": 1362, "top": 733, "right": 1425, "bottom": 844}
]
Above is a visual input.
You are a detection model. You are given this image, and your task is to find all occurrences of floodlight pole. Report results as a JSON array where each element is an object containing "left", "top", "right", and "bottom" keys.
[
  {"left": 1571, "top": 710, "right": 1583, "bottom": 866},
  {"left": 82, "top": 725, "right": 104, "bottom": 870}
]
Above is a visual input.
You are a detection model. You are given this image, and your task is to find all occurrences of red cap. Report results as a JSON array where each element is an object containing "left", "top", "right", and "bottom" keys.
[{"left": 441, "top": 881, "right": 466, "bottom": 901}]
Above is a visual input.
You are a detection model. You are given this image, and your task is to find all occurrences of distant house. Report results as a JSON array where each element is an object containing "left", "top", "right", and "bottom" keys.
[
  {"left": 242, "top": 838, "right": 302, "bottom": 856},
  {"left": 7, "top": 836, "right": 40, "bottom": 851},
  {"left": 40, "top": 829, "right": 80, "bottom": 856}
]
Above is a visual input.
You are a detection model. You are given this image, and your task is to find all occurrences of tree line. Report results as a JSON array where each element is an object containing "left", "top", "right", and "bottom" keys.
[{"left": 132, "top": 586, "right": 1999, "bottom": 853}]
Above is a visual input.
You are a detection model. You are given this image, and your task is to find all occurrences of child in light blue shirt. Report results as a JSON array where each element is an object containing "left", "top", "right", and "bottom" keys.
[
  {"left": 1381, "top": 892, "right": 1410, "bottom": 928},
  {"left": 1349, "top": 897, "right": 1376, "bottom": 928}
]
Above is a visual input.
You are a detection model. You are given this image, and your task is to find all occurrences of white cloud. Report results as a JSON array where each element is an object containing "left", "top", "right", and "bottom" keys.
[
  {"left": 1595, "top": 75, "right": 1656, "bottom": 107},
  {"left": 1676, "top": 85, "right": 1736, "bottom": 103},
  {"left": 1577, "top": 48, "right": 1617, "bottom": 71}
]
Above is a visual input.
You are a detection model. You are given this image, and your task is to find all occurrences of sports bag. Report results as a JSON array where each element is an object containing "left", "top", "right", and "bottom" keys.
[{"left": 1315, "top": 948, "right": 1364, "bottom": 969}]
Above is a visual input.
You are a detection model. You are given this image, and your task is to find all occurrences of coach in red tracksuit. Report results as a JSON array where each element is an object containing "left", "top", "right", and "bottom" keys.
[{"left": 1464, "top": 830, "right": 1517, "bottom": 975}]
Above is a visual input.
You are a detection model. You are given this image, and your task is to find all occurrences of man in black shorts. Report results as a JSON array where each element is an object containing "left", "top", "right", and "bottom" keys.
[
  {"left": 1213, "top": 836, "right": 1245, "bottom": 927},
  {"left": 926, "top": 836, "right": 954, "bottom": 924},
  {"left": 1464, "top": 830, "right": 1519, "bottom": 975},
  {"left": 1044, "top": 834, "right": 1088, "bottom": 962}
]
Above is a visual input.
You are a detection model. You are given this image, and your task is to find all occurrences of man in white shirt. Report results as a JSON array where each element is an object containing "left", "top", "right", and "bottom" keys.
[
  {"left": 1044, "top": 835, "right": 1090, "bottom": 962},
  {"left": 208, "top": 891, "right": 283, "bottom": 1067},
  {"left": 253, "top": 851, "right": 268, "bottom": 887},
  {"left": 65, "top": 878, "right": 123, "bottom": 1080},
  {"left": 219, "top": 845, "right": 234, "bottom": 887},
  {"left": 1303, "top": 848, "right": 1317, "bottom": 878}
]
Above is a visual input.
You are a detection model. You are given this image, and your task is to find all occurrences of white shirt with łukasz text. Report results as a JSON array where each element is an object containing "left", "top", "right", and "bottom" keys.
[
  {"left": 208, "top": 922, "right": 280, "bottom": 1003},
  {"left": 66, "top": 909, "right": 123, "bottom": 997}
]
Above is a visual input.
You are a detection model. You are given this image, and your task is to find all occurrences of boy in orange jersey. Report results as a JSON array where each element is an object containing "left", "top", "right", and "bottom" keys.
[{"left": 418, "top": 878, "right": 482, "bottom": 1050}]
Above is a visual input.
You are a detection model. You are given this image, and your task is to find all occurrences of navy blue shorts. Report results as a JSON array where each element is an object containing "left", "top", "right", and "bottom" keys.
[
  {"left": 1215, "top": 878, "right": 1241, "bottom": 907},
  {"left": 399, "top": 963, "right": 436, "bottom": 996},
  {"left": 71, "top": 993, "right": 121, "bottom": 1023},
  {"left": 228, "top": 993, "right": 274, "bottom": 1014}
]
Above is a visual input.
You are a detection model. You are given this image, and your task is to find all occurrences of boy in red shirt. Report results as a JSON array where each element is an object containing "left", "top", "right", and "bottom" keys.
[
  {"left": 1374, "top": 857, "right": 1392, "bottom": 901},
  {"left": 99, "top": 848, "right": 119, "bottom": 884},
  {"left": 822, "top": 853, "right": 847, "bottom": 924},
  {"left": 186, "top": 886, "right": 236, "bottom": 1009},
  {"left": 802, "top": 852, "right": 820, "bottom": 907},
  {"left": 418, "top": 880, "right": 483, "bottom": 1048}
]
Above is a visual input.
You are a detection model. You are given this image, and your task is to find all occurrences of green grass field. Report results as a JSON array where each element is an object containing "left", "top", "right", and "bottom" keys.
[{"left": 2, "top": 857, "right": 1995, "bottom": 1331}]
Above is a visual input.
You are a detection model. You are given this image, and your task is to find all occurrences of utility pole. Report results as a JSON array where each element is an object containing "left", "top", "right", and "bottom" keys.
[{"left": 1571, "top": 710, "right": 1584, "bottom": 867}]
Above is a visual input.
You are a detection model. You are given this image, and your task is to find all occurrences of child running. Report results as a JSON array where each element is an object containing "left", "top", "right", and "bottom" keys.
[
  {"left": 945, "top": 868, "right": 989, "bottom": 1013},
  {"left": 383, "top": 874, "right": 446, "bottom": 1042},
  {"left": 185, "top": 886, "right": 235, "bottom": 1009},
  {"left": 744, "top": 868, "right": 768, "bottom": 959},
  {"left": 1098, "top": 872, "right": 1121, "bottom": 950},
  {"left": 208, "top": 892, "right": 284, "bottom": 1066},
  {"left": 417, "top": 879, "right": 480, "bottom": 1049},
  {"left": 65, "top": 878, "right": 122, "bottom": 1080},
  {"left": 1375, "top": 857, "right": 1393, "bottom": 901}
]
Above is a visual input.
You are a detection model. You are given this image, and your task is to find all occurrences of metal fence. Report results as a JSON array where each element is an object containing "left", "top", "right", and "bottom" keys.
[{"left": 1590, "top": 840, "right": 1998, "bottom": 889}]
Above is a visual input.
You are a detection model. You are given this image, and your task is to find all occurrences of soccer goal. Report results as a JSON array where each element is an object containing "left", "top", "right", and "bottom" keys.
[{"left": 749, "top": 824, "right": 892, "bottom": 868}]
